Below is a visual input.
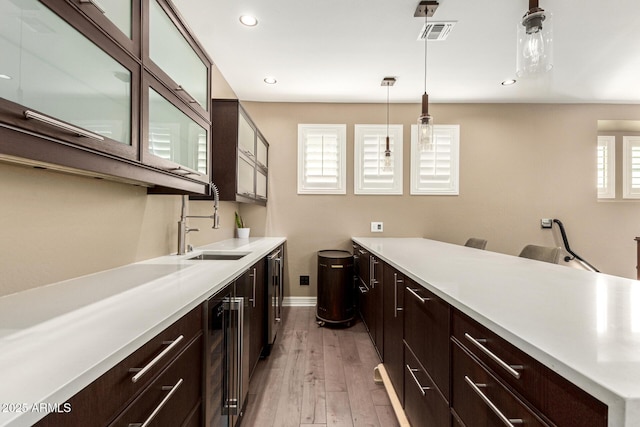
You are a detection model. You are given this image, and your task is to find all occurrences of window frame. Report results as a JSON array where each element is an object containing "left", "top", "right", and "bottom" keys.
[
  {"left": 597, "top": 135, "right": 616, "bottom": 199},
  {"left": 353, "top": 124, "right": 404, "bottom": 195},
  {"left": 623, "top": 135, "right": 640, "bottom": 199},
  {"left": 410, "top": 124, "right": 460, "bottom": 195},
  {"left": 297, "top": 124, "right": 347, "bottom": 195}
]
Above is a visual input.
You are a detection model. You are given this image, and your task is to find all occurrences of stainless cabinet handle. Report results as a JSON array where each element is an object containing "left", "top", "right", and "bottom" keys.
[
  {"left": 175, "top": 85, "right": 198, "bottom": 104},
  {"left": 407, "top": 287, "right": 430, "bottom": 303},
  {"left": 250, "top": 267, "right": 256, "bottom": 308},
  {"left": 24, "top": 110, "right": 105, "bottom": 141},
  {"left": 358, "top": 285, "right": 369, "bottom": 294},
  {"left": 128, "top": 378, "right": 184, "bottom": 427},
  {"left": 168, "top": 166, "right": 198, "bottom": 176},
  {"left": 406, "top": 364, "right": 431, "bottom": 396},
  {"left": 79, "top": 0, "right": 105, "bottom": 13},
  {"left": 358, "top": 249, "right": 366, "bottom": 255},
  {"left": 129, "top": 335, "right": 184, "bottom": 383},
  {"left": 394, "top": 273, "right": 404, "bottom": 318},
  {"left": 464, "top": 333, "right": 522, "bottom": 379},
  {"left": 464, "top": 376, "right": 523, "bottom": 426}
]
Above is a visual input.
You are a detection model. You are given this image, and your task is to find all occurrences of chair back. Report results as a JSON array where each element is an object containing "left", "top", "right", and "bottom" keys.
[
  {"left": 464, "top": 238, "right": 487, "bottom": 250},
  {"left": 518, "top": 244, "right": 561, "bottom": 264}
]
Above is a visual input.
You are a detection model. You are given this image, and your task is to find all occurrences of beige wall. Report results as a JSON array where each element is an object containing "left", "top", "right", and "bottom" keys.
[
  {"left": 0, "top": 162, "right": 238, "bottom": 296},
  {"left": 241, "top": 102, "right": 640, "bottom": 298}
]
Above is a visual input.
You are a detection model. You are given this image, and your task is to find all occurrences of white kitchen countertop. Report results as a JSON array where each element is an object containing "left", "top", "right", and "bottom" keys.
[
  {"left": 0, "top": 237, "right": 285, "bottom": 427},
  {"left": 353, "top": 237, "right": 640, "bottom": 427}
]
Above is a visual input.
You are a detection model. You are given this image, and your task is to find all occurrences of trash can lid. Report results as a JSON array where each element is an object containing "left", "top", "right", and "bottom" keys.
[{"left": 318, "top": 250, "right": 352, "bottom": 259}]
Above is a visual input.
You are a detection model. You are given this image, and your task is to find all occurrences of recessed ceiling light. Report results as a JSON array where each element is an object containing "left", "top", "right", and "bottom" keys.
[
  {"left": 501, "top": 79, "right": 517, "bottom": 86},
  {"left": 0, "top": 74, "right": 12, "bottom": 80},
  {"left": 264, "top": 77, "right": 277, "bottom": 84},
  {"left": 239, "top": 15, "right": 258, "bottom": 27}
]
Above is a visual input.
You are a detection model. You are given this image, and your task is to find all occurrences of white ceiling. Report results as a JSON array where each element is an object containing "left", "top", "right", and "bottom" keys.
[{"left": 172, "top": 0, "right": 640, "bottom": 104}]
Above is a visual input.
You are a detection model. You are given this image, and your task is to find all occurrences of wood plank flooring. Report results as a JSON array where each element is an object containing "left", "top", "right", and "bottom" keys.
[{"left": 243, "top": 307, "right": 399, "bottom": 427}]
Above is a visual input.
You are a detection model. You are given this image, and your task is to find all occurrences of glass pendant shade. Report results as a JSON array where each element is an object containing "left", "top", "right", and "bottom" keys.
[
  {"left": 516, "top": 8, "right": 553, "bottom": 77},
  {"left": 418, "top": 92, "right": 434, "bottom": 152},
  {"left": 383, "top": 137, "right": 392, "bottom": 171}
]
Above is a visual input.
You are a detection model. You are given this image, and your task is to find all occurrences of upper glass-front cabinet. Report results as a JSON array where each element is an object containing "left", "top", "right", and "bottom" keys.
[
  {"left": 148, "top": 0, "right": 209, "bottom": 117},
  {"left": 144, "top": 74, "right": 209, "bottom": 183},
  {"left": 0, "top": 0, "right": 138, "bottom": 159}
]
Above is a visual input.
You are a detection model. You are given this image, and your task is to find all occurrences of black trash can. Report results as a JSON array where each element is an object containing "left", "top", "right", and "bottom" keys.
[{"left": 316, "top": 250, "right": 355, "bottom": 326}]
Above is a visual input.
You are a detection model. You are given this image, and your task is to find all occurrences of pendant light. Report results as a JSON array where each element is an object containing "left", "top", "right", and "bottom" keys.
[
  {"left": 381, "top": 77, "right": 396, "bottom": 172},
  {"left": 417, "top": 22, "right": 434, "bottom": 152},
  {"left": 516, "top": 0, "right": 553, "bottom": 77}
]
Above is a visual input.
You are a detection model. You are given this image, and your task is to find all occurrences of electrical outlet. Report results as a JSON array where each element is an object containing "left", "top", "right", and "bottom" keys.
[
  {"left": 541, "top": 218, "right": 553, "bottom": 229},
  {"left": 371, "top": 222, "right": 384, "bottom": 232},
  {"left": 300, "top": 275, "right": 310, "bottom": 286}
]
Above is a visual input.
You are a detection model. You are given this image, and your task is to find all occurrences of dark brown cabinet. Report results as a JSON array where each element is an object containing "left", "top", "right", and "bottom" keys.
[
  {"left": 382, "top": 263, "right": 405, "bottom": 405},
  {"left": 451, "top": 309, "right": 607, "bottom": 427},
  {"left": 404, "top": 343, "right": 450, "bottom": 427},
  {"left": 452, "top": 340, "right": 548, "bottom": 427},
  {"left": 403, "top": 280, "right": 450, "bottom": 400},
  {"left": 354, "top": 243, "right": 382, "bottom": 359},
  {"left": 208, "top": 99, "right": 269, "bottom": 205},
  {"left": 0, "top": 0, "right": 212, "bottom": 194},
  {"left": 34, "top": 306, "right": 203, "bottom": 427},
  {"left": 249, "top": 258, "right": 266, "bottom": 375}
]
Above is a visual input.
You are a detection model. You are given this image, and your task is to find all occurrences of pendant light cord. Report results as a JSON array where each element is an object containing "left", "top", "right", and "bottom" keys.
[
  {"left": 424, "top": 18, "right": 428, "bottom": 94},
  {"left": 386, "top": 84, "right": 390, "bottom": 137}
]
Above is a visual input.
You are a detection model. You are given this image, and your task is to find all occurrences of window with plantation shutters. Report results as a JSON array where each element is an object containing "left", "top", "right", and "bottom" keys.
[
  {"left": 410, "top": 124, "right": 460, "bottom": 195},
  {"left": 354, "top": 124, "right": 403, "bottom": 195},
  {"left": 297, "top": 124, "right": 346, "bottom": 194},
  {"left": 597, "top": 136, "right": 615, "bottom": 199},
  {"left": 623, "top": 136, "right": 640, "bottom": 199}
]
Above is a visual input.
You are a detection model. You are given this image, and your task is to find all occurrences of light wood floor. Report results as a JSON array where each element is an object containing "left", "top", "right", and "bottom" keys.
[{"left": 243, "top": 306, "right": 400, "bottom": 427}]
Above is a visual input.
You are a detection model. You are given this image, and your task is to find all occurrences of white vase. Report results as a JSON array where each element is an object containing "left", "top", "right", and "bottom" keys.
[{"left": 237, "top": 228, "right": 250, "bottom": 239}]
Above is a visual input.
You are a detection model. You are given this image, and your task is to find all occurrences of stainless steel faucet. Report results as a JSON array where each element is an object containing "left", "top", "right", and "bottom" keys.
[{"left": 177, "top": 183, "right": 221, "bottom": 255}]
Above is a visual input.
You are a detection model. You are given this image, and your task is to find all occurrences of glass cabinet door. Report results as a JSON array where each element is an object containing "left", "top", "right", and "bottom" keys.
[
  {"left": 237, "top": 154, "right": 255, "bottom": 198},
  {"left": 238, "top": 112, "right": 255, "bottom": 158},
  {"left": 66, "top": 0, "right": 138, "bottom": 54},
  {"left": 256, "top": 168, "right": 267, "bottom": 200},
  {"left": 149, "top": 0, "right": 208, "bottom": 114},
  {"left": 147, "top": 86, "right": 208, "bottom": 177},
  {"left": 256, "top": 134, "right": 268, "bottom": 168},
  {"left": 0, "top": 0, "right": 137, "bottom": 158}
]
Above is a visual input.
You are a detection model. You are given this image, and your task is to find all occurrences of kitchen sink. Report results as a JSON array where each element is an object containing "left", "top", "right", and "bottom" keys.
[{"left": 188, "top": 251, "right": 250, "bottom": 261}]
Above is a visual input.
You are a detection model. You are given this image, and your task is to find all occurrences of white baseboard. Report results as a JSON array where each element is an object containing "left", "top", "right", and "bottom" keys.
[{"left": 282, "top": 296, "right": 317, "bottom": 307}]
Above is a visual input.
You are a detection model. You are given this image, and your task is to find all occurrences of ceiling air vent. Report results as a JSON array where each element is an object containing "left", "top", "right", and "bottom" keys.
[{"left": 418, "top": 21, "right": 456, "bottom": 41}]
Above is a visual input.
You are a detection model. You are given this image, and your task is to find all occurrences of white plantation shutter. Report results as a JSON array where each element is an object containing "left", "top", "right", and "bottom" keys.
[
  {"left": 149, "top": 123, "right": 179, "bottom": 160},
  {"left": 410, "top": 124, "right": 460, "bottom": 195},
  {"left": 354, "top": 125, "right": 403, "bottom": 194},
  {"left": 623, "top": 136, "right": 640, "bottom": 198},
  {"left": 597, "top": 136, "right": 615, "bottom": 199},
  {"left": 298, "top": 124, "right": 346, "bottom": 194}
]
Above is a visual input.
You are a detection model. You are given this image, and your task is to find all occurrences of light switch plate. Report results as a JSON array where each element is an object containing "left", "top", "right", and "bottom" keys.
[{"left": 371, "top": 222, "right": 383, "bottom": 232}]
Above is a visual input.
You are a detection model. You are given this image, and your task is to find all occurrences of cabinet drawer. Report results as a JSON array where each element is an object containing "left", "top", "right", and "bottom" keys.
[
  {"left": 452, "top": 340, "right": 549, "bottom": 427},
  {"left": 452, "top": 309, "right": 607, "bottom": 427},
  {"left": 35, "top": 306, "right": 202, "bottom": 427},
  {"left": 403, "top": 281, "right": 450, "bottom": 398},
  {"left": 404, "top": 343, "right": 450, "bottom": 427},
  {"left": 109, "top": 335, "right": 203, "bottom": 426}
]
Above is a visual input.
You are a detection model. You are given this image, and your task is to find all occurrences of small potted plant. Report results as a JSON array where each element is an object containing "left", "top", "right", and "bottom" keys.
[{"left": 235, "top": 212, "right": 250, "bottom": 239}]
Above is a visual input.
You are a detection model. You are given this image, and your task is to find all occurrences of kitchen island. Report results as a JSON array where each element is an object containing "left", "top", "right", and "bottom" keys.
[
  {"left": 0, "top": 237, "right": 285, "bottom": 427},
  {"left": 353, "top": 237, "right": 640, "bottom": 427}
]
